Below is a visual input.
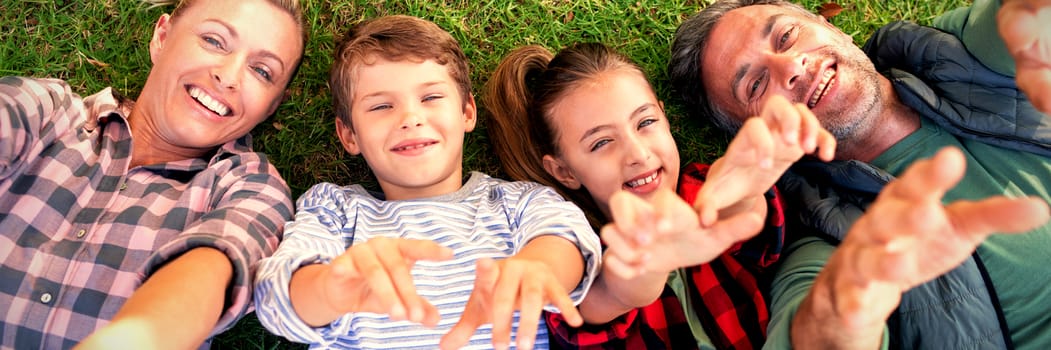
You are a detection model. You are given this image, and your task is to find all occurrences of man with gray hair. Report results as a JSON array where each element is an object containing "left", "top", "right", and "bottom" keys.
[{"left": 670, "top": 0, "right": 1051, "bottom": 348}]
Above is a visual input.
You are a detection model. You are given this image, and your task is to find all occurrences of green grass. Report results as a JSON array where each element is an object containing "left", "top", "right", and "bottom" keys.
[{"left": 2, "top": 0, "right": 969, "bottom": 348}]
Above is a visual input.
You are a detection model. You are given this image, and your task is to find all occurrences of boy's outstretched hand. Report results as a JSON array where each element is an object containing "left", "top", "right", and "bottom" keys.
[
  {"left": 999, "top": 0, "right": 1051, "bottom": 114},
  {"left": 600, "top": 187, "right": 765, "bottom": 279},
  {"left": 305, "top": 237, "right": 453, "bottom": 327},
  {"left": 439, "top": 257, "right": 582, "bottom": 350}
]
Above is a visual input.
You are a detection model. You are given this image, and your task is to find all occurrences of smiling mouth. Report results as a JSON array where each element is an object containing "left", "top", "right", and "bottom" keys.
[
  {"left": 391, "top": 141, "right": 437, "bottom": 152},
  {"left": 625, "top": 170, "right": 659, "bottom": 188},
  {"left": 189, "top": 87, "right": 231, "bottom": 116},
  {"left": 808, "top": 66, "right": 836, "bottom": 108}
]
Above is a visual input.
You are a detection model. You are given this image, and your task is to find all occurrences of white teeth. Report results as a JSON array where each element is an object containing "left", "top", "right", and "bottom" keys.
[
  {"left": 626, "top": 172, "right": 658, "bottom": 188},
  {"left": 393, "top": 143, "right": 432, "bottom": 151},
  {"left": 189, "top": 87, "right": 230, "bottom": 116},
  {"left": 808, "top": 69, "right": 836, "bottom": 108}
]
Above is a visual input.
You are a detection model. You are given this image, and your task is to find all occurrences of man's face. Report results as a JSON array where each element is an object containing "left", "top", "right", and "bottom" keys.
[{"left": 700, "top": 4, "right": 884, "bottom": 141}]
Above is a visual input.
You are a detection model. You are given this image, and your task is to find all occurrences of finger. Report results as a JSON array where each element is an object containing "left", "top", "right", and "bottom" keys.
[
  {"left": 733, "top": 117, "right": 776, "bottom": 169},
  {"left": 651, "top": 188, "right": 698, "bottom": 235},
  {"left": 398, "top": 238, "right": 455, "bottom": 262},
  {"left": 816, "top": 128, "right": 837, "bottom": 161},
  {"left": 514, "top": 278, "right": 545, "bottom": 350},
  {"left": 373, "top": 240, "right": 426, "bottom": 323},
  {"left": 760, "top": 94, "right": 800, "bottom": 146},
  {"left": 704, "top": 210, "right": 766, "bottom": 245},
  {"left": 599, "top": 224, "right": 644, "bottom": 266},
  {"left": 420, "top": 300, "right": 443, "bottom": 328},
  {"left": 883, "top": 147, "right": 965, "bottom": 202},
  {"left": 603, "top": 252, "right": 641, "bottom": 279},
  {"left": 352, "top": 244, "right": 407, "bottom": 320},
  {"left": 997, "top": 1, "right": 1048, "bottom": 59},
  {"left": 476, "top": 257, "right": 500, "bottom": 295},
  {"left": 793, "top": 103, "right": 819, "bottom": 152},
  {"left": 1017, "top": 67, "right": 1051, "bottom": 114},
  {"left": 490, "top": 261, "right": 521, "bottom": 350},
  {"left": 609, "top": 190, "right": 655, "bottom": 245},
  {"left": 439, "top": 313, "right": 482, "bottom": 350},
  {"left": 947, "top": 195, "right": 1051, "bottom": 237},
  {"left": 328, "top": 251, "right": 359, "bottom": 280},
  {"left": 544, "top": 279, "right": 582, "bottom": 327}
]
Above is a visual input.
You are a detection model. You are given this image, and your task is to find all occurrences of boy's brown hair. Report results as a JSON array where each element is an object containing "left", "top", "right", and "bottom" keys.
[{"left": 330, "top": 15, "right": 472, "bottom": 129}]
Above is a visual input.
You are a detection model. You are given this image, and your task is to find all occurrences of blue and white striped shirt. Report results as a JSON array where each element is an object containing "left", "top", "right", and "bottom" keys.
[{"left": 255, "top": 172, "right": 601, "bottom": 349}]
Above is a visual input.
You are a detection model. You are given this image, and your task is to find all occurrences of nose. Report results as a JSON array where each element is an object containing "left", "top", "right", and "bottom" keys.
[
  {"left": 399, "top": 105, "right": 424, "bottom": 129},
  {"left": 623, "top": 133, "right": 653, "bottom": 167},
  {"left": 212, "top": 57, "right": 243, "bottom": 90},
  {"left": 768, "top": 51, "right": 807, "bottom": 91}
]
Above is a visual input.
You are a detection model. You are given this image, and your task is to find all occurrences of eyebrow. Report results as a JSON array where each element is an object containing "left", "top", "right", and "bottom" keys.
[
  {"left": 206, "top": 19, "right": 287, "bottom": 72},
  {"left": 730, "top": 13, "right": 784, "bottom": 103},
  {"left": 577, "top": 103, "right": 654, "bottom": 144}
]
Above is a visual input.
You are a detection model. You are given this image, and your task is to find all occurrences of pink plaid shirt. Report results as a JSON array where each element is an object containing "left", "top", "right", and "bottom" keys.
[{"left": 0, "top": 76, "right": 293, "bottom": 349}]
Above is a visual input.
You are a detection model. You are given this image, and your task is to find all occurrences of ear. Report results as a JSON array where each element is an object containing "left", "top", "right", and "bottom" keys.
[
  {"left": 335, "top": 117, "right": 362, "bottom": 155},
  {"left": 463, "top": 93, "right": 478, "bottom": 132},
  {"left": 149, "top": 14, "right": 173, "bottom": 64},
  {"left": 542, "top": 154, "right": 581, "bottom": 190}
]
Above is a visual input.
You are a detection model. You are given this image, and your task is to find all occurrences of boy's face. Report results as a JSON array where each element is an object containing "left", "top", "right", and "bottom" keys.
[
  {"left": 137, "top": 0, "right": 302, "bottom": 151},
  {"left": 542, "top": 69, "right": 680, "bottom": 217},
  {"left": 336, "top": 57, "right": 477, "bottom": 201}
]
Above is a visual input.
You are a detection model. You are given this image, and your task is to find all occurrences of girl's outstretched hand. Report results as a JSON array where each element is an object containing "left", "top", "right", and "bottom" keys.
[
  {"left": 693, "top": 94, "right": 835, "bottom": 226},
  {"left": 601, "top": 188, "right": 764, "bottom": 279}
]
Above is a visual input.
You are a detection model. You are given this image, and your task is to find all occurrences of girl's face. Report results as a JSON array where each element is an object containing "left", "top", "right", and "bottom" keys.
[{"left": 542, "top": 69, "right": 680, "bottom": 217}]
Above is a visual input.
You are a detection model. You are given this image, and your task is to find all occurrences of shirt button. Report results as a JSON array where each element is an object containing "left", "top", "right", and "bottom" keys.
[
  {"left": 120, "top": 183, "right": 128, "bottom": 191},
  {"left": 76, "top": 229, "right": 86, "bottom": 238},
  {"left": 40, "top": 292, "right": 53, "bottom": 304}
]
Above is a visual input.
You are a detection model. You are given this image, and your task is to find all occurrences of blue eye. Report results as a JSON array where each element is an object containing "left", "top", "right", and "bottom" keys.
[
  {"left": 590, "top": 139, "right": 611, "bottom": 152},
  {"left": 253, "top": 67, "right": 272, "bottom": 82},
  {"left": 203, "top": 35, "right": 223, "bottom": 50},
  {"left": 638, "top": 118, "right": 656, "bottom": 129}
]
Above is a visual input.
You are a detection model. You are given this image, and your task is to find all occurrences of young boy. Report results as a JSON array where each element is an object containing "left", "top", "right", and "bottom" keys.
[{"left": 253, "top": 15, "right": 601, "bottom": 349}]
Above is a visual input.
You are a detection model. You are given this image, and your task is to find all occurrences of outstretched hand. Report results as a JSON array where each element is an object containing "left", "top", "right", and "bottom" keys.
[
  {"left": 439, "top": 258, "right": 582, "bottom": 350},
  {"left": 694, "top": 94, "right": 835, "bottom": 225},
  {"left": 600, "top": 187, "right": 765, "bottom": 279},
  {"left": 818, "top": 147, "right": 1050, "bottom": 330},
  {"left": 320, "top": 237, "right": 453, "bottom": 326},
  {"left": 999, "top": 0, "right": 1051, "bottom": 113}
]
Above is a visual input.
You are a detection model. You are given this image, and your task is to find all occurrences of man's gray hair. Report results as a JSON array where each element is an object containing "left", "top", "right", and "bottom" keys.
[{"left": 669, "top": 0, "right": 816, "bottom": 132}]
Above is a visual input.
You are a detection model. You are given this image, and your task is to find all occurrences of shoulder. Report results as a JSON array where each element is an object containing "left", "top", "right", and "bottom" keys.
[{"left": 474, "top": 172, "right": 562, "bottom": 202}]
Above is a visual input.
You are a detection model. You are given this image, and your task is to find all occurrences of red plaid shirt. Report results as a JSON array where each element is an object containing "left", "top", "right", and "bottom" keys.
[{"left": 546, "top": 163, "right": 786, "bottom": 349}]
